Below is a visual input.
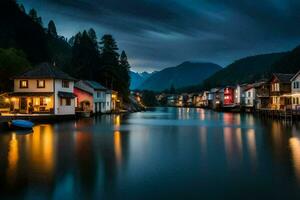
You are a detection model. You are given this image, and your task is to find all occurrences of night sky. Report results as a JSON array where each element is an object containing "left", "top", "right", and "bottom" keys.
[{"left": 19, "top": 0, "right": 300, "bottom": 72}]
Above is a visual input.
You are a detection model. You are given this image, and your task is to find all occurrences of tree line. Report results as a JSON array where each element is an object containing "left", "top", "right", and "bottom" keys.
[{"left": 0, "top": 1, "right": 131, "bottom": 102}]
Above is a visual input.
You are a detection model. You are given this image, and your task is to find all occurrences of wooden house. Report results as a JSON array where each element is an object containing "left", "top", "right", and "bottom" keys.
[{"left": 269, "top": 73, "right": 294, "bottom": 110}]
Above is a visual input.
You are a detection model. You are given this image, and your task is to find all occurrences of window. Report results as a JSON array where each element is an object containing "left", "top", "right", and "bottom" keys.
[
  {"left": 293, "top": 81, "right": 300, "bottom": 89},
  {"left": 272, "top": 83, "right": 280, "bottom": 91},
  {"left": 248, "top": 91, "right": 251, "bottom": 97},
  {"left": 62, "top": 80, "right": 69, "bottom": 88},
  {"left": 97, "top": 92, "right": 100, "bottom": 98},
  {"left": 37, "top": 80, "right": 45, "bottom": 88},
  {"left": 60, "top": 98, "right": 71, "bottom": 106},
  {"left": 20, "top": 80, "right": 28, "bottom": 88}
]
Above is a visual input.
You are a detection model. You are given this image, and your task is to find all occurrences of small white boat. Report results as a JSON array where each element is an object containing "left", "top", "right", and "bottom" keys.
[{"left": 10, "top": 120, "right": 34, "bottom": 130}]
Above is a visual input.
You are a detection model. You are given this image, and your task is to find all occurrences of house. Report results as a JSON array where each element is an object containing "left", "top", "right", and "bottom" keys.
[
  {"left": 290, "top": 71, "right": 300, "bottom": 110},
  {"left": 199, "top": 91, "right": 209, "bottom": 107},
  {"left": 9, "top": 63, "right": 76, "bottom": 115},
  {"left": 234, "top": 84, "right": 247, "bottom": 106},
  {"left": 208, "top": 88, "right": 219, "bottom": 109},
  {"left": 244, "top": 85, "right": 256, "bottom": 109},
  {"left": 223, "top": 87, "right": 235, "bottom": 107},
  {"left": 269, "top": 73, "right": 294, "bottom": 110},
  {"left": 255, "top": 82, "right": 269, "bottom": 109},
  {"left": 111, "top": 90, "right": 120, "bottom": 111},
  {"left": 74, "top": 80, "right": 112, "bottom": 113},
  {"left": 167, "top": 95, "right": 177, "bottom": 106}
]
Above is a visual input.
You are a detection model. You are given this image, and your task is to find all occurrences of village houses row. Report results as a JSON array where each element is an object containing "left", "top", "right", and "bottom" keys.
[
  {"left": 159, "top": 72, "right": 300, "bottom": 112},
  {"left": 0, "top": 63, "right": 120, "bottom": 116}
]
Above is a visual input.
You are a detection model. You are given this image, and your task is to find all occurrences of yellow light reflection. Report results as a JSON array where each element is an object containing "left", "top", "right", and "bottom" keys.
[
  {"left": 29, "top": 125, "right": 55, "bottom": 181},
  {"left": 114, "top": 115, "right": 121, "bottom": 130},
  {"left": 247, "top": 129, "right": 256, "bottom": 165},
  {"left": 289, "top": 137, "right": 300, "bottom": 183},
  {"left": 114, "top": 131, "right": 122, "bottom": 165},
  {"left": 7, "top": 134, "right": 19, "bottom": 185}
]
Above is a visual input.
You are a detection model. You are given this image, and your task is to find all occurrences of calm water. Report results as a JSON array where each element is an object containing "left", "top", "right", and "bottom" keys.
[{"left": 1, "top": 107, "right": 300, "bottom": 199}]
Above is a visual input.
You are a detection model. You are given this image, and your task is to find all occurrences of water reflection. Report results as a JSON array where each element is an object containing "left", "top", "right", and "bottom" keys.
[
  {"left": 114, "top": 131, "right": 122, "bottom": 165},
  {"left": 247, "top": 129, "right": 257, "bottom": 167},
  {"left": 6, "top": 134, "right": 18, "bottom": 186},
  {"left": 0, "top": 108, "right": 300, "bottom": 199},
  {"left": 290, "top": 137, "right": 300, "bottom": 183}
]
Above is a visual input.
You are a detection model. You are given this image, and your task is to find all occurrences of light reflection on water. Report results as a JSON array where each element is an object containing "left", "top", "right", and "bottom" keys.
[{"left": 1, "top": 107, "right": 300, "bottom": 199}]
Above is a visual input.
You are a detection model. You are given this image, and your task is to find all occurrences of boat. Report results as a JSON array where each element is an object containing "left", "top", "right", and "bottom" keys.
[{"left": 10, "top": 120, "right": 34, "bottom": 130}]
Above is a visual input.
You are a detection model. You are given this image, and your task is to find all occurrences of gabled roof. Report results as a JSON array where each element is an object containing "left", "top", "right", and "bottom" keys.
[
  {"left": 291, "top": 70, "right": 300, "bottom": 81},
  {"left": 84, "top": 80, "right": 107, "bottom": 90},
  {"left": 13, "top": 63, "right": 76, "bottom": 81},
  {"left": 271, "top": 73, "right": 294, "bottom": 83}
]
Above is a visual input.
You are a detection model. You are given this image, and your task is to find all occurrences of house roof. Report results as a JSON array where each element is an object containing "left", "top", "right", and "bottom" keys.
[
  {"left": 272, "top": 73, "right": 294, "bottom": 83},
  {"left": 84, "top": 80, "right": 107, "bottom": 90},
  {"left": 13, "top": 63, "right": 76, "bottom": 81},
  {"left": 291, "top": 70, "right": 300, "bottom": 81}
]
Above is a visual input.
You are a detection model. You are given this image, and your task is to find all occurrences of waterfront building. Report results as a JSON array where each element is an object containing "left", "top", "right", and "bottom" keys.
[
  {"left": 255, "top": 82, "right": 269, "bottom": 109},
  {"left": 74, "top": 80, "right": 112, "bottom": 113},
  {"left": 223, "top": 86, "right": 235, "bottom": 107},
  {"left": 290, "top": 71, "right": 300, "bottom": 110},
  {"left": 234, "top": 84, "right": 248, "bottom": 106},
  {"left": 9, "top": 63, "right": 76, "bottom": 115},
  {"left": 200, "top": 91, "right": 209, "bottom": 107},
  {"left": 208, "top": 88, "right": 219, "bottom": 109},
  {"left": 244, "top": 85, "right": 256, "bottom": 109},
  {"left": 269, "top": 73, "right": 294, "bottom": 110}
]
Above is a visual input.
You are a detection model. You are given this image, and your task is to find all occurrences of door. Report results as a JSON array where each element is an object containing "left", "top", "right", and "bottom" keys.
[{"left": 20, "top": 97, "right": 27, "bottom": 113}]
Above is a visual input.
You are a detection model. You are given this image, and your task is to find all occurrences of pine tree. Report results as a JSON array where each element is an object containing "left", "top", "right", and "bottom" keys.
[
  {"left": 29, "top": 8, "right": 42, "bottom": 26},
  {"left": 19, "top": 4, "right": 25, "bottom": 13},
  {"left": 119, "top": 50, "right": 131, "bottom": 100},
  {"left": 48, "top": 20, "right": 58, "bottom": 37}
]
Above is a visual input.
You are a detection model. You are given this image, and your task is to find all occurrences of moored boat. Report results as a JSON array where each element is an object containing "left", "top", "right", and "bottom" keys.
[{"left": 10, "top": 120, "right": 34, "bottom": 130}]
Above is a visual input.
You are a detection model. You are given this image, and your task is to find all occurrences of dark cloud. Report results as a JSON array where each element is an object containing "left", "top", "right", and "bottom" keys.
[{"left": 19, "top": 0, "right": 300, "bottom": 72}]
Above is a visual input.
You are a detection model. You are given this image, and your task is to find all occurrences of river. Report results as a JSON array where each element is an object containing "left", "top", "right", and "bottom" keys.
[{"left": 1, "top": 107, "right": 300, "bottom": 199}]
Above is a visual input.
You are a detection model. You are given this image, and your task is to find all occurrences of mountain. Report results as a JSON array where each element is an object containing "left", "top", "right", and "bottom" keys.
[
  {"left": 201, "top": 52, "right": 288, "bottom": 89},
  {"left": 130, "top": 71, "right": 155, "bottom": 90},
  {"left": 138, "top": 61, "right": 222, "bottom": 91},
  {"left": 271, "top": 45, "right": 300, "bottom": 74}
]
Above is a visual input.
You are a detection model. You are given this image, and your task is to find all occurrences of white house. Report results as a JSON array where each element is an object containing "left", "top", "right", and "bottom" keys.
[
  {"left": 74, "top": 80, "right": 112, "bottom": 113},
  {"left": 244, "top": 85, "right": 256, "bottom": 108},
  {"left": 9, "top": 63, "right": 76, "bottom": 115},
  {"left": 291, "top": 71, "right": 300, "bottom": 110}
]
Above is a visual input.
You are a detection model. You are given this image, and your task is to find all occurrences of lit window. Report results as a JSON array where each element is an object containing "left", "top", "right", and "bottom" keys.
[
  {"left": 62, "top": 80, "right": 69, "bottom": 88},
  {"left": 20, "top": 80, "right": 28, "bottom": 88},
  {"left": 37, "top": 80, "right": 45, "bottom": 88}
]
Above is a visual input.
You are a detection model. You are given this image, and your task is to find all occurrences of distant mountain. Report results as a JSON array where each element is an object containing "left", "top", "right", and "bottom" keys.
[
  {"left": 201, "top": 52, "right": 288, "bottom": 89},
  {"left": 138, "top": 61, "right": 222, "bottom": 91},
  {"left": 130, "top": 71, "right": 156, "bottom": 90}
]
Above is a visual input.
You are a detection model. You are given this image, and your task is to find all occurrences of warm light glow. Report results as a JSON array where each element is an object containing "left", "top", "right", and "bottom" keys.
[
  {"left": 114, "top": 115, "right": 121, "bottom": 130},
  {"left": 114, "top": 131, "right": 122, "bottom": 165},
  {"left": 10, "top": 97, "right": 17, "bottom": 102},
  {"left": 290, "top": 137, "right": 300, "bottom": 183},
  {"left": 45, "top": 97, "right": 51, "bottom": 103},
  {"left": 247, "top": 129, "right": 256, "bottom": 165},
  {"left": 5, "top": 98, "right": 9, "bottom": 102},
  {"left": 6, "top": 134, "right": 19, "bottom": 185}
]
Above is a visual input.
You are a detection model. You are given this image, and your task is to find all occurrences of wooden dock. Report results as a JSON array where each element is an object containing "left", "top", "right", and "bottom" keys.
[{"left": 257, "top": 109, "right": 300, "bottom": 121}]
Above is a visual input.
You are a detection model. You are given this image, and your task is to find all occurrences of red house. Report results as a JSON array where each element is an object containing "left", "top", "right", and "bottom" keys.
[
  {"left": 74, "top": 87, "right": 94, "bottom": 112},
  {"left": 223, "top": 87, "right": 235, "bottom": 106}
]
